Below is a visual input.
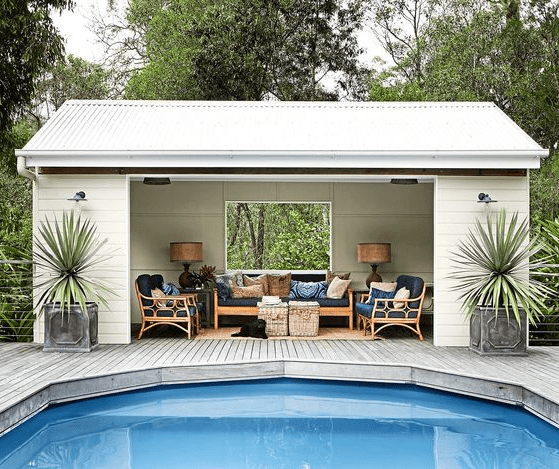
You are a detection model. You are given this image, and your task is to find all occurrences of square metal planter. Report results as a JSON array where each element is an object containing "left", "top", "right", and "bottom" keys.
[
  {"left": 43, "top": 302, "right": 99, "bottom": 352},
  {"left": 470, "top": 306, "right": 527, "bottom": 356}
]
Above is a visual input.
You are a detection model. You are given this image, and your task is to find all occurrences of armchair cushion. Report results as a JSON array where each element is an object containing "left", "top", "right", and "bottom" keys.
[{"left": 396, "top": 275, "right": 424, "bottom": 308}]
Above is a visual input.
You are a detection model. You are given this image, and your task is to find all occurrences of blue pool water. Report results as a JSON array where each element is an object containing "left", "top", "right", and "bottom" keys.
[{"left": 1, "top": 378, "right": 558, "bottom": 468}]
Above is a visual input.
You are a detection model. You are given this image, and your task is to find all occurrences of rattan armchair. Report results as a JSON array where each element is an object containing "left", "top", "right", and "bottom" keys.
[
  {"left": 135, "top": 274, "right": 200, "bottom": 339},
  {"left": 355, "top": 275, "right": 426, "bottom": 340}
]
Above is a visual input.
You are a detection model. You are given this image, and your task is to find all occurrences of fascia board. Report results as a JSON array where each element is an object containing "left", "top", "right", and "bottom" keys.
[{"left": 17, "top": 149, "right": 547, "bottom": 169}]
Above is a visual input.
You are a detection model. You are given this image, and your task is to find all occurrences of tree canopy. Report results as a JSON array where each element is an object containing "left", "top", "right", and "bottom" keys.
[
  {"left": 123, "top": 0, "right": 368, "bottom": 101},
  {"left": 0, "top": 0, "right": 74, "bottom": 135},
  {"left": 369, "top": 0, "right": 559, "bottom": 220}
]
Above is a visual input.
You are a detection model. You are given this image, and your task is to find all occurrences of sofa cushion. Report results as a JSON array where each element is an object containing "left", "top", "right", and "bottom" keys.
[
  {"left": 327, "top": 277, "right": 351, "bottom": 299},
  {"left": 218, "top": 297, "right": 260, "bottom": 307},
  {"left": 215, "top": 272, "right": 241, "bottom": 300},
  {"left": 369, "top": 282, "right": 397, "bottom": 293},
  {"left": 326, "top": 270, "right": 351, "bottom": 285},
  {"left": 289, "top": 280, "right": 327, "bottom": 299},
  {"left": 268, "top": 273, "right": 292, "bottom": 296},
  {"left": 231, "top": 284, "right": 265, "bottom": 298},
  {"left": 244, "top": 274, "right": 269, "bottom": 295},
  {"left": 313, "top": 297, "right": 349, "bottom": 307}
]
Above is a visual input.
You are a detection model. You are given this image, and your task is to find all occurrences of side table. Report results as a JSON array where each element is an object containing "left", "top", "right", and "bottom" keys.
[{"left": 179, "top": 288, "right": 214, "bottom": 328}]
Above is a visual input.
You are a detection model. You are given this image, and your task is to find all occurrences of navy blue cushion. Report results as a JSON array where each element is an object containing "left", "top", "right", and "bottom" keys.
[
  {"left": 215, "top": 273, "right": 240, "bottom": 300},
  {"left": 289, "top": 280, "right": 327, "bottom": 299},
  {"left": 149, "top": 274, "right": 164, "bottom": 290},
  {"left": 136, "top": 275, "right": 154, "bottom": 307},
  {"left": 218, "top": 297, "right": 260, "bottom": 307},
  {"left": 366, "top": 288, "right": 396, "bottom": 307},
  {"left": 396, "top": 275, "right": 424, "bottom": 308},
  {"left": 313, "top": 297, "right": 349, "bottom": 307}
]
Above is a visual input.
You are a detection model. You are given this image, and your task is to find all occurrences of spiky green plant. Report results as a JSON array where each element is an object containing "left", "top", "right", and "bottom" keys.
[
  {"left": 451, "top": 209, "right": 554, "bottom": 326},
  {"left": 33, "top": 210, "right": 112, "bottom": 317}
]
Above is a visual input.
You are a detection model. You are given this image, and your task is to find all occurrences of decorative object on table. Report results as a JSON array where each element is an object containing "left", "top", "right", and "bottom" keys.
[
  {"left": 357, "top": 243, "right": 391, "bottom": 287},
  {"left": 186, "top": 264, "right": 216, "bottom": 289},
  {"left": 450, "top": 209, "right": 553, "bottom": 355},
  {"left": 33, "top": 210, "right": 112, "bottom": 352},
  {"left": 258, "top": 301, "right": 288, "bottom": 336},
  {"left": 169, "top": 242, "right": 204, "bottom": 288},
  {"left": 288, "top": 301, "right": 320, "bottom": 336}
]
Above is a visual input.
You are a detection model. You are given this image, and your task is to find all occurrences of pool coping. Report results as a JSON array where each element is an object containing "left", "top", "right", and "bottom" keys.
[{"left": 2, "top": 359, "right": 559, "bottom": 436}]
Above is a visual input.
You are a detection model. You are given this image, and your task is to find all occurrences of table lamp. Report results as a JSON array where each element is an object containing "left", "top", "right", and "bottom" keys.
[
  {"left": 357, "top": 243, "right": 391, "bottom": 287},
  {"left": 170, "top": 242, "right": 203, "bottom": 288}
]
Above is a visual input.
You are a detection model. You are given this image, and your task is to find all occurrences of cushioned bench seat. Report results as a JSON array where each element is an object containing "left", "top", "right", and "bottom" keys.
[{"left": 213, "top": 273, "right": 353, "bottom": 330}]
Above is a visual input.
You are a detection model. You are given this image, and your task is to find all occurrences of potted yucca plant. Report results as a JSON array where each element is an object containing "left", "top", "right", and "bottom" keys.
[
  {"left": 451, "top": 209, "right": 553, "bottom": 355},
  {"left": 34, "top": 210, "right": 112, "bottom": 352}
]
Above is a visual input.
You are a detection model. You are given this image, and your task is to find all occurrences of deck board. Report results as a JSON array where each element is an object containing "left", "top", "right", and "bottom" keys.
[{"left": 2, "top": 334, "right": 559, "bottom": 435}]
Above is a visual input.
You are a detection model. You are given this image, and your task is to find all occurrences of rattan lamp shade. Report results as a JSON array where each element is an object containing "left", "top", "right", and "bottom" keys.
[
  {"left": 357, "top": 243, "right": 391, "bottom": 287},
  {"left": 170, "top": 242, "right": 203, "bottom": 288},
  {"left": 170, "top": 242, "right": 203, "bottom": 262}
]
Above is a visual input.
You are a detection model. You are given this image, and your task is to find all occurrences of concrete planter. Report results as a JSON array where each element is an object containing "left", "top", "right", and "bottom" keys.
[
  {"left": 43, "top": 302, "right": 99, "bottom": 352},
  {"left": 469, "top": 306, "right": 527, "bottom": 356}
]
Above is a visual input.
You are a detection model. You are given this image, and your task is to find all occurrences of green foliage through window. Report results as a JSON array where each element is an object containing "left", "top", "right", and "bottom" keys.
[{"left": 226, "top": 202, "right": 331, "bottom": 271}]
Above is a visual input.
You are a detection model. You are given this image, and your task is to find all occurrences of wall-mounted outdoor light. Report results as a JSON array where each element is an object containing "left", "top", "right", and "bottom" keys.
[
  {"left": 67, "top": 191, "right": 87, "bottom": 202},
  {"left": 478, "top": 193, "right": 497, "bottom": 203}
]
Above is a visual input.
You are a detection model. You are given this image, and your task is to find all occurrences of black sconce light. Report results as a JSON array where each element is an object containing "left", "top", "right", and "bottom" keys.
[
  {"left": 67, "top": 191, "right": 87, "bottom": 201},
  {"left": 143, "top": 177, "right": 171, "bottom": 185},
  {"left": 478, "top": 193, "right": 497, "bottom": 203}
]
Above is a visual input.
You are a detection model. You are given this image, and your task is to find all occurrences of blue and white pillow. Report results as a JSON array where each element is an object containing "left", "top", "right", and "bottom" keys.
[
  {"left": 365, "top": 288, "right": 396, "bottom": 307},
  {"left": 289, "top": 280, "right": 328, "bottom": 299},
  {"left": 215, "top": 272, "right": 242, "bottom": 300},
  {"left": 162, "top": 282, "right": 180, "bottom": 296}
]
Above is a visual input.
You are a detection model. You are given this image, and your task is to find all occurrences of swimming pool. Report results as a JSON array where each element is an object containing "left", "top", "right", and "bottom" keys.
[{"left": 1, "top": 378, "right": 558, "bottom": 468}]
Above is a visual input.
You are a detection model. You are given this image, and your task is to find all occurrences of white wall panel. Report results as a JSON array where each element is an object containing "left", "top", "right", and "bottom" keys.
[
  {"left": 34, "top": 175, "right": 129, "bottom": 344},
  {"left": 433, "top": 176, "right": 529, "bottom": 346}
]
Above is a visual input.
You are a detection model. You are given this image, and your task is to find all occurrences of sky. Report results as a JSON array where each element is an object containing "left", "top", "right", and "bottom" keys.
[{"left": 52, "top": 0, "right": 110, "bottom": 62}]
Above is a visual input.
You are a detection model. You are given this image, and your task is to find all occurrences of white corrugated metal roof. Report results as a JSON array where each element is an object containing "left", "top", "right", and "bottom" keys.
[{"left": 17, "top": 100, "right": 547, "bottom": 169}]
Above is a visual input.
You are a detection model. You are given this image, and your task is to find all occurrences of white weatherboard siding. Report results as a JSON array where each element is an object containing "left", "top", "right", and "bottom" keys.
[
  {"left": 433, "top": 176, "right": 529, "bottom": 346},
  {"left": 34, "top": 175, "right": 130, "bottom": 344}
]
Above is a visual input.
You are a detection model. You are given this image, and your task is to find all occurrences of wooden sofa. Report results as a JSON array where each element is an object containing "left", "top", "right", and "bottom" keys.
[{"left": 213, "top": 273, "right": 354, "bottom": 330}]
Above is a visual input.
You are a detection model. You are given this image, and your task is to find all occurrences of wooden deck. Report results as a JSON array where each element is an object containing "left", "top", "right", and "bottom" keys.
[{"left": 2, "top": 331, "right": 559, "bottom": 435}]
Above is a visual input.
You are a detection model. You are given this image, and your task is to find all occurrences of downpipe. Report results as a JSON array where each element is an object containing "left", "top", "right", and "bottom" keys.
[{"left": 17, "top": 156, "right": 36, "bottom": 181}]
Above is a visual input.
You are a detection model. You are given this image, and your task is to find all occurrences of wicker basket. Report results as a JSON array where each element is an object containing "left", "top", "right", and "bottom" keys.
[
  {"left": 257, "top": 302, "right": 289, "bottom": 336},
  {"left": 288, "top": 301, "right": 320, "bottom": 336}
]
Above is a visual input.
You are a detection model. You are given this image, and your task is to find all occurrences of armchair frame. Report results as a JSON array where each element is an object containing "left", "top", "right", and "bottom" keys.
[
  {"left": 357, "top": 283, "right": 426, "bottom": 340},
  {"left": 135, "top": 281, "right": 200, "bottom": 339}
]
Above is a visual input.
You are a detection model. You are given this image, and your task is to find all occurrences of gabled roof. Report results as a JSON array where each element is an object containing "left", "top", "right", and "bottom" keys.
[{"left": 17, "top": 100, "right": 547, "bottom": 169}]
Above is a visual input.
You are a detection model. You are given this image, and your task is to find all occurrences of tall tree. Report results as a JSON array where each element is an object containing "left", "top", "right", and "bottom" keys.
[
  {"left": 0, "top": 0, "right": 74, "bottom": 136},
  {"left": 369, "top": 0, "right": 559, "bottom": 220},
  {"left": 124, "top": 0, "right": 368, "bottom": 101}
]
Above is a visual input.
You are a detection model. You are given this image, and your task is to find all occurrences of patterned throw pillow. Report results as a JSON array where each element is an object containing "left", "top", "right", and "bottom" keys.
[
  {"left": 289, "top": 280, "right": 328, "bottom": 299},
  {"left": 162, "top": 282, "right": 180, "bottom": 296},
  {"left": 326, "top": 276, "right": 351, "bottom": 299},
  {"left": 326, "top": 270, "right": 351, "bottom": 285},
  {"left": 231, "top": 284, "right": 265, "bottom": 298},
  {"left": 368, "top": 282, "right": 397, "bottom": 293},
  {"left": 151, "top": 288, "right": 172, "bottom": 307},
  {"left": 365, "top": 288, "right": 395, "bottom": 307},
  {"left": 244, "top": 274, "right": 269, "bottom": 295},
  {"left": 268, "top": 273, "right": 292, "bottom": 297},
  {"left": 214, "top": 272, "right": 241, "bottom": 300},
  {"left": 393, "top": 287, "right": 410, "bottom": 309}
]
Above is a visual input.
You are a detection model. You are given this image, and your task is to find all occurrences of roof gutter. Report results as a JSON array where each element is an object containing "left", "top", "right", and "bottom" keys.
[{"left": 16, "top": 156, "right": 36, "bottom": 181}]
